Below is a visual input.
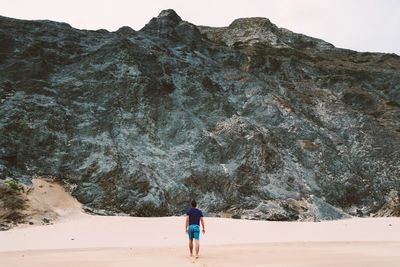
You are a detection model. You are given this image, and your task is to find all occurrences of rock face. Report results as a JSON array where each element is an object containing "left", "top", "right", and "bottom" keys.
[
  {"left": 0, "top": 9, "right": 399, "bottom": 221},
  {"left": 198, "top": 17, "right": 333, "bottom": 50}
]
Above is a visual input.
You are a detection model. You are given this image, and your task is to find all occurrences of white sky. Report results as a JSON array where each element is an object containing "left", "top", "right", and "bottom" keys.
[{"left": 1, "top": 0, "right": 399, "bottom": 54}]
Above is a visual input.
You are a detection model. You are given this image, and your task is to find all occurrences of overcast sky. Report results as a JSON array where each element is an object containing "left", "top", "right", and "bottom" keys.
[{"left": 2, "top": 0, "right": 399, "bottom": 54}]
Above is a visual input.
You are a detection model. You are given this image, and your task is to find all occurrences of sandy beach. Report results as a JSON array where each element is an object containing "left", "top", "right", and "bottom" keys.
[
  {"left": 1, "top": 214, "right": 399, "bottom": 266},
  {"left": 1, "top": 179, "right": 399, "bottom": 266}
]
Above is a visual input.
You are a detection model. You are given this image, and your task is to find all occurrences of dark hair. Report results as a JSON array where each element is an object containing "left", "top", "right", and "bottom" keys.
[{"left": 191, "top": 200, "right": 197, "bottom": 208}]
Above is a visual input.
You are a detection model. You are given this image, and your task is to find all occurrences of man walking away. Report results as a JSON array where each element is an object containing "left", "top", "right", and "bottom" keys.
[{"left": 185, "top": 200, "right": 205, "bottom": 259}]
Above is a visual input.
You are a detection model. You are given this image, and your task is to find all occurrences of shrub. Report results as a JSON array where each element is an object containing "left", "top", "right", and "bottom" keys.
[
  {"left": 4, "top": 179, "right": 24, "bottom": 193},
  {"left": 255, "top": 46, "right": 324, "bottom": 62},
  {"left": 0, "top": 182, "right": 26, "bottom": 223},
  {"left": 360, "top": 52, "right": 378, "bottom": 57},
  {"left": 378, "top": 53, "right": 400, "bottom": 63},
  {"left": 387, "top": 101, "right": 400, "bottom": 108},
  {"left": 314, "top": 56, "right": 330, "bottom": 62},
  {"left": 348, "top": 58, "right": 371, "bottom": 64}
]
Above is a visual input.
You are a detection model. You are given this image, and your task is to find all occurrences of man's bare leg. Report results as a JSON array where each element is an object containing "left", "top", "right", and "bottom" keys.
[
  {"left": 195, "top": 239, "right": 200, "bottom": 258},
  {"left": 189, "top": 239, "right": 194, "bottom": 256}
]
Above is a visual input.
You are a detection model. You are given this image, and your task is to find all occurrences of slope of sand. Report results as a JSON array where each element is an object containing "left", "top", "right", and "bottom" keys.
[
  {"left": 21, "top": 178, "right": 83, "bottom": 225},
  {"left": 1, "top": 178, "right": 399, "bottom": 266}
]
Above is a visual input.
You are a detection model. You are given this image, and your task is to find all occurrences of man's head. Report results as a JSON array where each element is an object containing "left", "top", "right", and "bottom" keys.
[{"left": 191, "top": 200, "right": 197, "bottom": 208}]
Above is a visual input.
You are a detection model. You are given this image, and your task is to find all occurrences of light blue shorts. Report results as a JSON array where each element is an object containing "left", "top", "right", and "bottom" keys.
[{"left": 188, "top": 224, "right": 200, "bottom": 240}]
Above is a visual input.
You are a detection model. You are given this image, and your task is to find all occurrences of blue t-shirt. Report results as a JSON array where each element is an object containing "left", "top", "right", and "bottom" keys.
[{"left": 186, "top": 208, "right": 203, "bottom": 226}]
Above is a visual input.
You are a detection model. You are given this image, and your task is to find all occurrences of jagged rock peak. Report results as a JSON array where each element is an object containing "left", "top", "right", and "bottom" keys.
[
  {"left": 140, "top": 9, "right": 201, "bottom": 45},
  {"left": 157, "top": 9, "right": 182, "bottom": 23},
  {"left": 140, "top": 9, "right": 182, "bottom": 34}
]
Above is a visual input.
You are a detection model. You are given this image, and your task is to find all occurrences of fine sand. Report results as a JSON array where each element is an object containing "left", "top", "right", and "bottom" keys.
[{"left": 1, "top": 179, "right": 399, "bottom": 266}]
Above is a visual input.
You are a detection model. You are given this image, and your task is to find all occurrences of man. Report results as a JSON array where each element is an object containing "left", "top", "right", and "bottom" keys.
[{"left": 185, "top": 200, "right": 205, "bottom": 258}]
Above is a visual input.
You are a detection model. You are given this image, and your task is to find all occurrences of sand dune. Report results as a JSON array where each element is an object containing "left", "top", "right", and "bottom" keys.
[
  {"left": 1, "top": 178, "right": 399, "bottom": 266},
  {"left": 11, "top": 178, "right": 84, "bottom": 226}
]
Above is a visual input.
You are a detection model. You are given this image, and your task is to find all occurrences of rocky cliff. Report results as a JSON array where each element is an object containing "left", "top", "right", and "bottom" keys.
[{"left": 1, "top": 9, "right": 399, "bottom": 221}]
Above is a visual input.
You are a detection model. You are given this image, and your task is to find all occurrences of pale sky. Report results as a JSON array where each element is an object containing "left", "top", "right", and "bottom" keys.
[{"left": 1, "top": 0, "right": 399, "bottom": 54}]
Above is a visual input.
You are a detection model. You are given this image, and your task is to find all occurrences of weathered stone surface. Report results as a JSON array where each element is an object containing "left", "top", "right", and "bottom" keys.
[
  {"left": 198, "top": 17, "right": 334, "bottom": 50},
  {"left": 141, "top": 9, "right": 202, "bottom": 46},
  {"left": 0, "top": 10, "right": 399, "bottom": 220}
]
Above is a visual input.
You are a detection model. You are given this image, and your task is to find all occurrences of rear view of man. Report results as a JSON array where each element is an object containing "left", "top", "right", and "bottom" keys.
[{"left": 185, "top": 200, "right": 205, "bottom": 258}]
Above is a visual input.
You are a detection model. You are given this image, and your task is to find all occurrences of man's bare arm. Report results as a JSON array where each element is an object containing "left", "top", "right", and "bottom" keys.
[
  {"left": 185, "top": 215, "right": 189, "bottom": 232},
  {"left": 200, "top": 217, "right": 205, "bottom": 233}
]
